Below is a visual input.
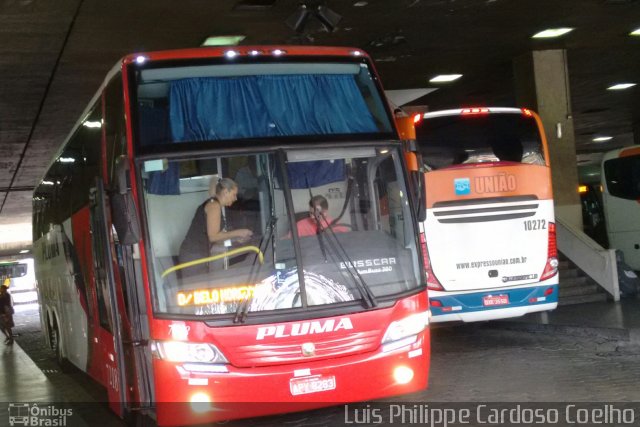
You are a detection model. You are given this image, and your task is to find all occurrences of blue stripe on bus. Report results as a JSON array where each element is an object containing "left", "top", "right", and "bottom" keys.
[{"left": 429, "top": 284, "right": 558, "bottom": 316}]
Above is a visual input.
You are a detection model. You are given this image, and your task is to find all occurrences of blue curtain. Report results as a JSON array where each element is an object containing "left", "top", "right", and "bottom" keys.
[
  {"left": 287, "top": 160, "right": 345, "bottom": 189},
  {"left": 169, "top": 74, "right": 378, "bottom": 142},
  {"left": 147, "top": 74, "right": 377, "bottom": 195}
]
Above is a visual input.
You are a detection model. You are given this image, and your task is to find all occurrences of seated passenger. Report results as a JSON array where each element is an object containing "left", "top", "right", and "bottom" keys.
[
  {"left": 179, "top": 178, "right": 253, "bottom": 276},
  {"left": 296, "top": 195, "right": 349, "bottom": 237}
]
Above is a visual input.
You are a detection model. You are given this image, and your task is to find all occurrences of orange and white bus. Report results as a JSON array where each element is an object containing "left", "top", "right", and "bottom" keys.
[
  {"left": 32, "top": 46, "right": 429, "bottom": 426},
  {"left": 410, "top": 107, "right": 558, "bottom": 322},
  {"left": 601, "top": 145, "right": 640, "bottom": 270}
]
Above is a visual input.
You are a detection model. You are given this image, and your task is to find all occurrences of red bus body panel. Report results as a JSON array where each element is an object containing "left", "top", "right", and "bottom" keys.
[{"left": 152, "top": 293, "right": 430, "bottom": 426}]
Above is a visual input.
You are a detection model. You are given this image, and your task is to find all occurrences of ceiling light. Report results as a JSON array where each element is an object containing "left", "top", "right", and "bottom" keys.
[
  {"left": 82, "top": 120, "right": 102, "bottom": 128},
  {"left": 630, "top": 28, "right": 640, "bottom": 36},
  {"left": 607, "top": 83, "right": 636, "bottom": 90},
  {"left": 592, "top": 136, "right": 613, "bottom": 142},
  {"left": 429, "top": 74, "right": 463, "bottom": 83},
  {"left": 354, "top": 1, "right": 368, "bottom": 6},
  {"left": 201, "top": 35, "right": 246, "bottom": 46},
  {"left": 19, "top": 249, "right": 29, "bottom": 254},
  {"left": 532, "top": 28, "right": 574, "bottom": 38}
]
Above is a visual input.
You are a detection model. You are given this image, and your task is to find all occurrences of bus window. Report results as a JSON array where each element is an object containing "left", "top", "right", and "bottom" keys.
[{"left": 416, "top": 110, "right": 546, "bottom": 169}]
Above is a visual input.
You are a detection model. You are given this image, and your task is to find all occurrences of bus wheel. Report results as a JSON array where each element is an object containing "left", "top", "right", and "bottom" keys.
[{"left": 50, "top": 326, "right": 72, "bottom": 372}]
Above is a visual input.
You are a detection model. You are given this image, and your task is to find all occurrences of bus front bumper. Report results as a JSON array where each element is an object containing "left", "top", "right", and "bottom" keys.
[
  {"left": 429, "top": 284, "right": 558, "bottom": 323},
  {"left": 152, "top": 333, "right": 430, "bottom": 426}
]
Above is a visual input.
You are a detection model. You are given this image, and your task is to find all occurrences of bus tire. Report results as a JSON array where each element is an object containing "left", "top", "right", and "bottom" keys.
[{"left": 50, "top": 325, "right": 72, "bottom": 373}]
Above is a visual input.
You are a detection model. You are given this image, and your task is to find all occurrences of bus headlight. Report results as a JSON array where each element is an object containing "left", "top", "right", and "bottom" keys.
[
  {"left": 381, "top": 312, "right": 429, "bottom": 347},
  {"left": 152, "top": 341, "right": 228, "bottom": 364},
  {"left": 393, "top": 366, "right": 415, "bottom": 384}
]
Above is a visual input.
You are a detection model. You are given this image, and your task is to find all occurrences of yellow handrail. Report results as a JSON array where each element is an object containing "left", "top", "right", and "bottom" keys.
[{"left": 161, "top": 245, "right": 264, "bottom": 278}]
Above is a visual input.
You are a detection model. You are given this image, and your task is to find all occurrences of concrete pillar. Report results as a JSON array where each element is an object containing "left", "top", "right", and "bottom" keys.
[{"left": 514, "top": 50, "right": 582, "bottom": 229}]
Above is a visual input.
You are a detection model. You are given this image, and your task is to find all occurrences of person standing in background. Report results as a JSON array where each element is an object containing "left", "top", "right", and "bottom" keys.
[{"left": 0, "top": 283, "right": 14, "bottom": 345}]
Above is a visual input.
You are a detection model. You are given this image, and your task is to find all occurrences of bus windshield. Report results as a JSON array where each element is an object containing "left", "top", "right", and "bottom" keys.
[
  {"left": 415, "top": 110, "right": 545, "bottom": 169},
  {"left": 134, "top": 60, "right": 393, "bottom": 150},
  {"left": 141, "top": 147, "right": 421, "bottom": 317}
]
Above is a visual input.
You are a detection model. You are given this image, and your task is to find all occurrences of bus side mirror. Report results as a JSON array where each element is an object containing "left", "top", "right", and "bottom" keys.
[
  {"left": 403, "top": 148, "right": 427, "bottom": 223},
  {"left": 112, "top": 155, "right": 141, "bottom": 245}
]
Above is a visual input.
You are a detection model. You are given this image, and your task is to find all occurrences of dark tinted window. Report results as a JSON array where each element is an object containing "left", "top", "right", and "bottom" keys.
[
  {"left": 35, "top": 103, "right": 102, "bottom": 235},
  {"left": 415, "top": 112, "right": 545, "bottom": 169},
  {"left": 604, "top": 156, "right": 640, "bottom": 200},
  {"left": 104, "top": 76, "right": 126, "bottom": 185}
]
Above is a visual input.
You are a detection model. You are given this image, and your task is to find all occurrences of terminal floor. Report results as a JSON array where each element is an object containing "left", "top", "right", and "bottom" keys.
[
  {"left": 491, "top": 294, "right": 640, "bottom": 341},
  {"left": 1, "top": 297, "right": 640, "bottom": 427}
]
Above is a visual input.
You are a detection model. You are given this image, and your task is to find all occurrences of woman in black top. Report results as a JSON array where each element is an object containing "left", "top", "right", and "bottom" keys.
[
  {"left": 179, "top": 178, "right": 253, "bottom": 277},
  {"left": 0, "top": 284, "right": 14, "bottom": 345}
]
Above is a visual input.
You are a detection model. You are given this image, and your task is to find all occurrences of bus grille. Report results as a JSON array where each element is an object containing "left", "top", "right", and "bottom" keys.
[
  {"left": 432, "top": 195, "right": 539, "bottom": 224},
  {"left": 230, "top": 330, "right": 381, "bottom": 367}
]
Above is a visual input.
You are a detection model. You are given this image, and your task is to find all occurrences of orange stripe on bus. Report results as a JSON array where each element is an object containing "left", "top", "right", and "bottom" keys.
[
  {"left": 424, "top": 165, "right": 553, "bottom": 208},
  {"left": 619, "top": 146, "right": 640, "bottom": 158}
]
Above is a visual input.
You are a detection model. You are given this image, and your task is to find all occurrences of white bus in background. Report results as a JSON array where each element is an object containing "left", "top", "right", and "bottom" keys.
[
  {"left": 601, "top": 145, "right": 640, "bottom": 270},
  {"left": 0, "top": 258, "right": 37, "bottom": 304}
]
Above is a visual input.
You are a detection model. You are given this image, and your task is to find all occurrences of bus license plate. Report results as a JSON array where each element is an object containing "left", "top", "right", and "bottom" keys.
[
  {"left": 483, "top": 295, "right": 509, "bottom": 306},
  {"left": 289, "top": 375, "right": 336, "bottom": 396}
]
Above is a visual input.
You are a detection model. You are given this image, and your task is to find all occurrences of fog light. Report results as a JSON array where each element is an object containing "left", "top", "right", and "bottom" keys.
[
  {"left": 190, "top": 392, "right": 212, "bottom": 414},
  {"left": 393, "top": 366, "right": 414, "bottom": 384}
]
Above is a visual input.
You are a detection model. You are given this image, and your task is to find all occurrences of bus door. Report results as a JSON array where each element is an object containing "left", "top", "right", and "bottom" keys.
[{"left": 90, "top": 178, "right": 128, "bottom": 416}]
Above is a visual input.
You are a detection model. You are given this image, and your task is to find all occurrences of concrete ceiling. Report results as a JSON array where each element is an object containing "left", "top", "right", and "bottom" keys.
[{"left": 1, "top": 0, "right": 639, "bottom": 255}]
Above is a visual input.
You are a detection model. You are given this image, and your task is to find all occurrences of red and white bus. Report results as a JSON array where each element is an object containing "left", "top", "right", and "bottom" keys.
[
  {"left": 32, "top": 46, "right": 429, "bottom": 425},
  {"left": 408, "top": 107, "right": 558, "bottom": 323}
]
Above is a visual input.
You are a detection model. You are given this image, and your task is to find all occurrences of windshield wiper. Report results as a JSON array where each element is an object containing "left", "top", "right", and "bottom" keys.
[
  {"left": 315, "top": 209, "right": 378, "bottom": 309},
  {"left": 234, "top": 158, "right": 279, "bottom": 324},
  {"left": 233, "top": 214, "right": 276, "bottom": 323}
]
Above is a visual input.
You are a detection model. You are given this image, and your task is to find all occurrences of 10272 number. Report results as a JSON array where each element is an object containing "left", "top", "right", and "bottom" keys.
[{"left": 524, "top": 219, "right": 546, "bottom": 231}]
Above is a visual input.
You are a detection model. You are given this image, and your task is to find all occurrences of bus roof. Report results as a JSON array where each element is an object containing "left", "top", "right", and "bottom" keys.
[
  {"left": 601, "top": 144, "right": 640, "bottom": 163},
  {"left": 122, "top": 46, "right": 368, "bottom": 65},
  {"left": 421, "top": 107, "right": 533, "bottom": 119},
  {"left": 34, "top": 45, "right": 372, "bottom": 190}
]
